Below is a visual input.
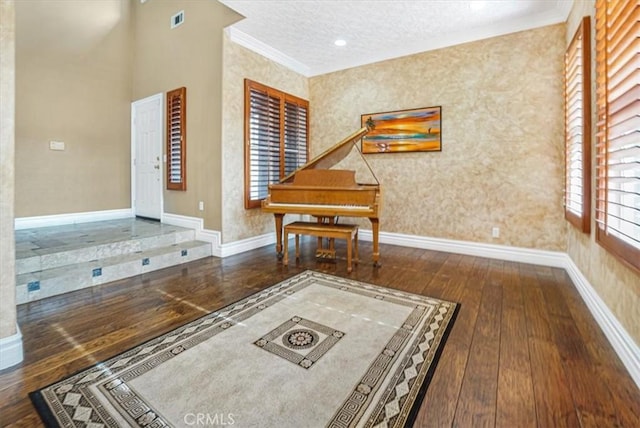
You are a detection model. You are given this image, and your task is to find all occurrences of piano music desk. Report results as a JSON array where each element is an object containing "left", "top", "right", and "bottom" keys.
[{"left": 283, "top": 221, "right": 359, "bottom": 273}]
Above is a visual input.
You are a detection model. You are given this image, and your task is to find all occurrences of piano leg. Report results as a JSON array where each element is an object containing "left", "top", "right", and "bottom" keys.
[
  {"left": 274, "top": 214, "right": 284, "bottom": 259},
  {"left": 371, "top": 218, "right": 381, "bottom": 267}
]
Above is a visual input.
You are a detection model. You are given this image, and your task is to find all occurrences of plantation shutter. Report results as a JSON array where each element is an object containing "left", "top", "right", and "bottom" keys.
[
  {"left": 283, "top": 98, "right": 308, "bottom": 177},
  {"left": 244, "top": 79, "right": 309, "bottom": 209},
  {"left": 247, "top": 86, "right": 281, "bottom": 204},
  {"left": 595, "top": 0, "right": 640, "bottom": 272},
  {"left": 564, "top": 17, "right": 591, "bottom": 233},
  {"left": 166, "top": 87, "right": 186, "bottom": 191}
]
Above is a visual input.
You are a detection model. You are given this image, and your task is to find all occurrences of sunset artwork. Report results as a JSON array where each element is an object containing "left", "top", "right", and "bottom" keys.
[{"left": 361, "top": 106, "right": 442, "bottom": 154}]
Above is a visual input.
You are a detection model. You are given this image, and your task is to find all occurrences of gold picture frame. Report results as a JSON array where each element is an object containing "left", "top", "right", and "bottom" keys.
[{"left": 361, "top": 106, "right": 442, "bottom": 154}]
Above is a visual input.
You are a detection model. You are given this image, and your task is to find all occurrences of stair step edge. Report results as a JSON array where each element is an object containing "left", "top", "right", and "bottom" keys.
[
  {"left": 16, "top": 241, "right": 212, "bottom": 304},
  {"left": 16, "top": 230, "right": 201, "bottom": 275}
]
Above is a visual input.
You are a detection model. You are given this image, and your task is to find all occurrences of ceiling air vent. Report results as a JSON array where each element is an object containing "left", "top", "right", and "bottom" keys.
[{"left": 171, "top": 10, "right": 184, "bottom": 29}]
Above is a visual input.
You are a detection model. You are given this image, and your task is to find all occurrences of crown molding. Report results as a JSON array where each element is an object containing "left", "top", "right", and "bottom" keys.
[{"left": 225, "top": 27, "right": 311, "bottom": 77}]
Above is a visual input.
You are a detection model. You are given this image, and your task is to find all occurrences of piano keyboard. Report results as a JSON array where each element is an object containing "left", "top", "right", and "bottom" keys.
[{"left": 266, "top": 202, "right": 372, "bottom": 211}]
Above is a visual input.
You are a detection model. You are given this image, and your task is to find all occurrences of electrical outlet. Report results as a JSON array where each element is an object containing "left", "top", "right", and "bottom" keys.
[
  {"left": 492, "top": 227, "right": 500, "bottom": 238},
  {"left": 198, "top": 201, "right": 204, "bottom": 211}
]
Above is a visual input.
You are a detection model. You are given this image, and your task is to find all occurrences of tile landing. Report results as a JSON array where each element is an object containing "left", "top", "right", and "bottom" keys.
[{"left": 15, "top": 218, "right": 212, "bottom": 304}]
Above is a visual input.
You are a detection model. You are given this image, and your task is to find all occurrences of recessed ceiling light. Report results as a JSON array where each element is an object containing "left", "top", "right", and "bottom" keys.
[
  {"left": 334, "top": 39, "right": 347, "bottom": 47},
  {"left": 469, "top": 1, "right": 486, "bottom": 10}
]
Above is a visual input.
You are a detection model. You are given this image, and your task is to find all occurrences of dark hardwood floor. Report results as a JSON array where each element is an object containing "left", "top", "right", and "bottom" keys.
[{"left": 1, "top": 240, "right": 639, "bottom": 427}]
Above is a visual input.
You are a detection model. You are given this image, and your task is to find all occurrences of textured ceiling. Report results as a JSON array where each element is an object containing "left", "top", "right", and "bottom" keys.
[{"left": 220, "top": 0, "right": 572, "bottom": 76}]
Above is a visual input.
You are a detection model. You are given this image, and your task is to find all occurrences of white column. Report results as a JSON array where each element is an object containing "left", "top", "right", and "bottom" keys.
[{"left": 0, "top": 0, "right": 23, "bottom": 371}]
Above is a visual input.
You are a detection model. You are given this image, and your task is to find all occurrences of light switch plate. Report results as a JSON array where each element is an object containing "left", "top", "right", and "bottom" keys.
[{"left": 49, "top": 141, "right": 65, "bottom": 151}]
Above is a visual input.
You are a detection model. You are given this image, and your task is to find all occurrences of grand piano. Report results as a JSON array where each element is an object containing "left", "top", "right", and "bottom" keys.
[{"left": 261, "top": 126, "right": 382, "bottom": 266}]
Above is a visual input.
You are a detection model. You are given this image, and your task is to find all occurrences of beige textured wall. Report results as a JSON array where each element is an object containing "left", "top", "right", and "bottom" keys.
[
  {"left": 309, "top": 24, "right": 567, "bottom": 251},
  {"left": 132, "top": 0, "right": 242, "bottom": 231},
  {"left": 221, "top": 35, "right": 308, "bottom": 243},
  {"left": 566, "top": 0, "right": 640, "bottom": 344},
  {"left": 0, "top": 0, "right": 16, "bottom": 339},
  {"left": 14, "top": 0, "right": 133, "bottom": 217}
]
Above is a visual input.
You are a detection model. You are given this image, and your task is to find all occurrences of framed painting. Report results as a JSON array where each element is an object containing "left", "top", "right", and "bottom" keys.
[{"left": 361, "top": 106, "right": 442, "bottom": 154}]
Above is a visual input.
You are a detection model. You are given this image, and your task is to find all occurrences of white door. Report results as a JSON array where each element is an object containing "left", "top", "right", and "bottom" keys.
[{"left": 132, "top": 93, "right": 163, "bottom": 220}]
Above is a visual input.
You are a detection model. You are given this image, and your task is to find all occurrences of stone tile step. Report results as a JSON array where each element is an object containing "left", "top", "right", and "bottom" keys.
[
  {"left": 16, "top": 240, "right": 212, "bottom": 304},
  {"left": 15, "top": 228, "right": 195, "bottom": 275}
]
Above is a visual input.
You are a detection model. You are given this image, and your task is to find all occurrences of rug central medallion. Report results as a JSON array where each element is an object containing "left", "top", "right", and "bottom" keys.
[
  {"left": 285, "top": 329, "right": 317, "bottom": 348},
  {"left": 254, "top": 315, "right": 345, "bottom": 369}
]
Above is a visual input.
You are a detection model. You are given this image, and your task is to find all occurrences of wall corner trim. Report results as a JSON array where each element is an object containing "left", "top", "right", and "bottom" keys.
[{"left": 0, "top": 325, "right": 23, "bottom": 371}]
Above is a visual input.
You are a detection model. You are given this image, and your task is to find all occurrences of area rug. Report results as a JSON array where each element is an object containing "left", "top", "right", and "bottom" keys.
[{"left": 30, "top": 270, "right": 458, "bottom": 428}]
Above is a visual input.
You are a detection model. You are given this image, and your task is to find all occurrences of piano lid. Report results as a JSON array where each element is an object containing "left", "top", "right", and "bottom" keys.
[{"left": 280, "top": 125, "right": 374, "bottom": 184}]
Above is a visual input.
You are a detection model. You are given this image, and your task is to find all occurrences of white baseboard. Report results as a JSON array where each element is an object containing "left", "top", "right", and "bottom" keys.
[
  {"left": 0, "top": 326, "right": 23, "bottom": 370},
  {"left": 564, "top": 257, "right": 640, "bottom": 389},
  {"left": 161, "top": 213, "right": 278, "bottom": 258},
  {"left": 219, "top": 232, "right": 276, "bottom": 258},
  {"left": 15, "top": 209, "right": 133, "bottom": 230},
  {"left": 161, "top": 212, "right": 205, "bottom": 232},
  {"left": 161, "top": 213, "right": 219, "bottom": 256},
  {"left": 358, "top": 229, "right": 567, "bottom": 267}
]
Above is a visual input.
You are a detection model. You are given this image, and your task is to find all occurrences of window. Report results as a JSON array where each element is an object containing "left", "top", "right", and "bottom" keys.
[
  {"left": 167, "top": 87, "right": 186, "bottom": 191},
  {"left": 595, "top": 0, "right": 640, "bottom": 272},
  {"left": 565, "top": 17, "right": 591, "bottom": 233},
  {"left": 244, "top": 79, "right": 309, "bottom": 209}
]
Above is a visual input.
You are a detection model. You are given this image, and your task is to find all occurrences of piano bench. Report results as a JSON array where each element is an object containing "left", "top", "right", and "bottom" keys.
[{"left": 283, "top": 221, "right": 359, "bottom": 273}]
